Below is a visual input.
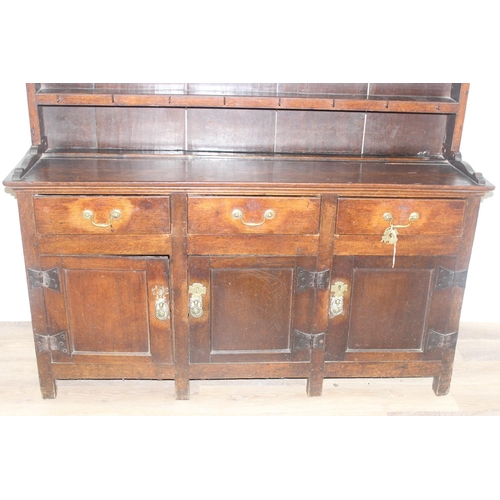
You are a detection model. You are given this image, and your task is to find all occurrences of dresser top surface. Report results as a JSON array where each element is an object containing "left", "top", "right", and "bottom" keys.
[{"left": 6, "top": 153, "right": 492, "bottom": 195}]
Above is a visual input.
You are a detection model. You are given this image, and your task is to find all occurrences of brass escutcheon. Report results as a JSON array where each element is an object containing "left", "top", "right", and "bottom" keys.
[
  {"left": 189, "top": 283, "right": 207, "bottom": 318},
  {"left": 152, "top": 285, "right": 169, "bottom": 321},
  {"left": 329, "top": 281, "right": 348, "bottom": 318}
]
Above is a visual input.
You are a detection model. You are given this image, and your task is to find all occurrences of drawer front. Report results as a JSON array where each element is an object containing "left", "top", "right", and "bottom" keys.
[
  {"left": 188, "top": 196, "right": 321, "bottom": 235},
  {"left": 34, "top": 196, "right": 171, "bottom": 235},
  {"left": 336, "top": 198, "right": 465, "bottom": 236},
  {"left": 335, "top": 198, "right": 466, "bottom": 256}
]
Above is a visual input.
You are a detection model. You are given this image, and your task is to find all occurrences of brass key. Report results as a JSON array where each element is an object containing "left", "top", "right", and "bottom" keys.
[{"left": 380, "top": 212, "right": 419, "bottom": 268}]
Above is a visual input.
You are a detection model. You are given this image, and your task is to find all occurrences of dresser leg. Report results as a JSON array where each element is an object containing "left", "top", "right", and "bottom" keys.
[
  {"left": 307, "top": 346, "right": 325, "bottom": 396},
  {"left": 306, "top": 375, "right": 323, "bottom": 397},
  {"left": 432, "top": 373, "right": 452, "bottom": 396},
  {"left": 433, "top": 364, "right": 453, "bottom": 396},
  {"left": 432, "top": 349, "right": 455, "bottom": 396},
  {"left": 175, "top": 379, "right": 190, "bottom": 400},
  {"left": 38, "top": 362, "right": 57, "bottom": 399},
  {"left": 40, "top": 378, "right": 57, "bottom": 399},
  {"left": 36, "top": 351, "right": 57, "bottom": 399}
]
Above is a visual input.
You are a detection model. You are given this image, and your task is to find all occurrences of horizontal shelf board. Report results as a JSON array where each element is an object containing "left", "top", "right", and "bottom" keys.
[
  {"left": 35, "top": 89, "right": 460, "bottom": 113},
  {"left": 5, "top": 153, "right": 490, "bottom": 194}
]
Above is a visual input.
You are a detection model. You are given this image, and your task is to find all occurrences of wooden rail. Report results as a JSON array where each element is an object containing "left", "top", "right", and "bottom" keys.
[{"left": 34, "top": 90, "right": 461, "bottom": 114}]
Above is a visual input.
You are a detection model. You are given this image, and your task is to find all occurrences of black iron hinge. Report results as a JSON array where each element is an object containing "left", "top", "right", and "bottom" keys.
[
  {"left": 27, "top": 267, "right": 60, "bottom": 292},
  {"left": 435, "top": 266, "right": 468, "bottom": 290},
  {"left": 35, "top": 332, "right": 69, "bottom": 354},
  {"left": 297, "top": 268, "right": 330, "bottom": 292},
  {"left": 294, "top": 330, "right": 325, "bottom": 351},
  {"left": 427, "top": 329, "right": 458, "bottom": 351}
]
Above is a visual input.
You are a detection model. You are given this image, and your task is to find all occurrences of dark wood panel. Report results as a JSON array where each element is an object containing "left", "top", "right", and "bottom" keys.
[
  {"left": 187, "top": 108, "right": 276, "bottom": 152},
  {"left": 95, "top": 107, "right": 185, "bottom": 150},
  {"left": 211, "top": 268, "right": 293, "bottom": 352},
  {"left": 40, "top": 83, "right": 185, "bottom": 93},
  {"left": 347, "top": 268, "right": 432, "bottom": 350},
  {"left": 187, "top": 83, "right": 278, "bottom": 94},
  {"left": 50, "top": 256, "right": 172, "bottom": 364},
  {"left": 189, "top": 256, "right": 315, "bottom": 365},
  {"left": 363, "top": 113, "right": 448, "bottom": 156},
  {"left": 96, "top": 83, "right": 185, "bottom": 93},
  {"left": 369, "top": 83, "right": 452, "bottom": 98},
  {"left": 278, "top": 84, "right": 368, "bottom": 95},
  {"left": 65, "top": 268, "right": 150, "bottom": 353},
  {"left": 43, "top": 107, "right": 97, "bottom": 149},
  {"left": 276, "top": 111, "right": 364, "bottom": 154},
  {"left": 40, "top": 83, "right": 95, "bottom": 90}
]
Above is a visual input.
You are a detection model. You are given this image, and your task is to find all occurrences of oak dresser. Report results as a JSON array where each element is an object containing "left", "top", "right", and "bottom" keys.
[{"left": 3, "top": 83, "right": 494, "bottom": 400}]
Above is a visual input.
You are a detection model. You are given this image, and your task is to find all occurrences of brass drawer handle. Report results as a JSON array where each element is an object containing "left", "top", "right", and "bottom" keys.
[
  {"left": 381, "top": 212, "right": 420, "bottom": 267},
  {"left": 152, "top": 285, "right": 169, "bottom": 321},
  {"left": 382, "top": 212, "right": 419, "bottom": 228},
  {"left": 189, "top": 283, "right": 206, "bottom": 318},
  {"left": 381, "top": 211, "right": 420, "bottom": 244},
  {"left": 232, "top": 208, "right": 275, "bottom": 227},
  {"left": 82, "top": 208, "right": 122, "bottom": 228}
]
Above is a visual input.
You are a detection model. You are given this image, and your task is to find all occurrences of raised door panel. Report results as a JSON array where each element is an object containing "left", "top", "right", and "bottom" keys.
[
  {"left": 188, "top": 256, "right": 316, "bottom": 364},
  {"left": 40, "top": 255, "right": 173, "bottom": 365},
  {"left": 347, "top": 268, "right": 431, "bottom": 351},
  {"left": 326, "top": 256, "right": 458, "bottom": 362}
]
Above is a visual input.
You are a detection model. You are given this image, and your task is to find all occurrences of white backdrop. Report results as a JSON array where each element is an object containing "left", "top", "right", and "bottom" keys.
[{"left": 0, "top": 82, "right": 498, "bottom": 322}]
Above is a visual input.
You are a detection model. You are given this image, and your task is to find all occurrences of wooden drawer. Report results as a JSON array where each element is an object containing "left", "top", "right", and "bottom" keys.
[
  {"left": 188, "top": 196, "right": 321, "bottom": 235},
  {"left": 34, "top": 196, "right": 171, "bottom": 235},
  {"left": 335, "top": 198, "right": 466, "bottom": 256}
]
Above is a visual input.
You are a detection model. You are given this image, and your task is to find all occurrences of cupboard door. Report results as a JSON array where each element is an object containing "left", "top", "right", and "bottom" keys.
[
  {"left": 40, "top": 255, "right": 173, "bottom": 365},
  {"left": 326, "top": 256, "right": 458, "bottom": 362},
  {"left": 188, "top": 256, "right": 317, "bottom": 364}
]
